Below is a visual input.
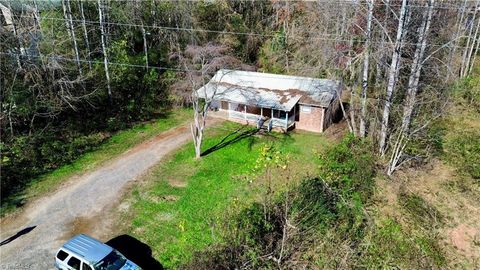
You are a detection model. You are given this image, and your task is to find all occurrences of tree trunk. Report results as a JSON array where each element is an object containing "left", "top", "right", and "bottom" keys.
[
  {"left": 401, "top": 0, "right": 434, "bottom": 133},
  {"left": 359, "top": 0, "right": 374, "bottom": 138},
  {"left": 8, "top": 1, "right": 23, "bottom": 69},
  {"left": 379, "top": 0, "right": 409, "bottom": 154},
  {"left": 98, "top": 0, "right": 112, "bottom": 103},
  {"left": 468, "top": 27, "right": 480, "bottom": 75},
  {"left": 375, "top": 0, "right": 390, "bottom": 88},
  {"left": 62, "top": 0, "right": 83, "bottom": 78},
  {"left": 446, "top": 0, "right": 467, "bottom": 81},
  {"left": 141, "top": 24, "right": 148, "bottom": 69},
  {"left": 460, "top": 1, "right": 479, "bottom": 77},
  {"left": 465, "top": 13, "right": 480, "bottom": 76},
  {"left": 79, "top": 0, "right": 92, "bottom": 70},
  {"left": 32, "top": 0, "right": 44, "bottom": 65},
  {"left": 135, "top": 0, "right": 149, "bottom": 69}
]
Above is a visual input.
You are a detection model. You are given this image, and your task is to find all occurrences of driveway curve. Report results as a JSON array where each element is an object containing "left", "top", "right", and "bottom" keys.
[{"left": 0, "top": 120, "right": 220, "bottom": 269}]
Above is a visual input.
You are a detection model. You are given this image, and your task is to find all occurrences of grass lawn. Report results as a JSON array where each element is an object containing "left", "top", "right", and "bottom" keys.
[
  {"left": 120, "top": 121, "right": 330, "bottom": 268},
  {"left": 1, "top": 109, "right": 192, "bottom": 216}
]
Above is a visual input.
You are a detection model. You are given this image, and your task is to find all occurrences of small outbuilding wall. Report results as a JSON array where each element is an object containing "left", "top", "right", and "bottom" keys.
[{"left": 296, "top": 105, "right": 325, "bottom": 132}]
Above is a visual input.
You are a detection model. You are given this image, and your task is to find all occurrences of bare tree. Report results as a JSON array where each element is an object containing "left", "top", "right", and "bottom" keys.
[
  {"left": 401, "top": 0, "right": 434, "bottom": 133},
  {"left": 387, "top": 0, "right": 435, "bottom": 175},
  {"left": 32, "top": 0, "right": 44, "bottom": 65},
  {"left": 172, "top": 44, "right": 247, "bottom": 158},
  {"left": 7, "top": 1, "right": 23, "bottom": 70},
  {"left": 62, "top": 0, "right": 83, "bottom": 78},
  {"left": 97, "top": 0, "right": 112, "bottom": 103},
  {"left": 465, "top": 9, "right": 480, "bottom": 76},
  {"left": 359, "top": 0, "right": 374, "bottom": 138},
  {"left": 78, "top": 0, "right": 92, "bottom": 71},
  {"left": 446, "top": 0, "right": 468, "bottom": 81},
  {"left": 379, "top": 0, "right": 409, "bottom": 155},
  {"left": 136, "top": 0, "right": 149, "bottom": 69},
  {"left": 468, "top": 27, "right": 480, "bottom": 75},
  {"left": 460, "top": 0, "right": 479, "bottom": 77}
]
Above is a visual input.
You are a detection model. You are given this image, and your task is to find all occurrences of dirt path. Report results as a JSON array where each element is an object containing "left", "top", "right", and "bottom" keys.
[{"left": 0, "top": 120, "right": 220, "bottom": 269}]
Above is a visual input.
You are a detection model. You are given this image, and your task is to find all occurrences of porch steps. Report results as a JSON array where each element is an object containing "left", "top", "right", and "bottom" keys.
[{"left": 257, "top": 117, "right": 272, "bottom": 132}]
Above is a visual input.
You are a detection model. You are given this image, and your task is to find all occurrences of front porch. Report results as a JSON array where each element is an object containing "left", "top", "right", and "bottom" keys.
[{"left": 210, "top": 101, "right": 296, "bottom": 132}]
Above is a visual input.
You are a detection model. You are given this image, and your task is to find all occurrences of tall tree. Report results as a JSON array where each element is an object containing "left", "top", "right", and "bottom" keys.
[
  {"left": 388, "top": 0, "right": 435, "bottom": 175},
  {"left": 97, "top": 0, "right": 112, "bottom": 103},
  {"left": 446, "top": 0, "right": 468, "bottom": 81},
  {"left": 359, "top": 0, "right": 374, "bottom": 138},
  {"left": 7, "top": 1, "right": 23, "bottom": 69},
  {"left": 379, "top": 0, "right": 409, "bottom": 154},
  {"left": 460, "top": 0, "right": 479, "bottom": 77},
  {"left": 62, "top": 0, "right": 83, "bottom": 78},
  {"left": 465, "top": 8, "right": 480, "bottom": 76},
  {"left": 171, "top": 44, "right": 246, "bottom": 158},
  {"left": 135, "top": 0, "right": 149, "bottom": 69},
  {"left": 78, "top": 0, "right": 92, "bottom": 70}
]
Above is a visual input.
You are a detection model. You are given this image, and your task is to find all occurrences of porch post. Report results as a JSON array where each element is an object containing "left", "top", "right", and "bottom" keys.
[
  {"left": 244, "top": 105, "right": 247, "bottom": 121},
  {"left": 285, "top": 111, "right": 288, "bottom": 129},
  {"left": 261, "top": 107, "right": 263, "bottom": 117}
]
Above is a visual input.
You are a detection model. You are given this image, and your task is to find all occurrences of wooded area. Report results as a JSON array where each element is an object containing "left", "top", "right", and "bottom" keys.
[{"left": 1, "top": 0, "right": 479, "bottom": 203}]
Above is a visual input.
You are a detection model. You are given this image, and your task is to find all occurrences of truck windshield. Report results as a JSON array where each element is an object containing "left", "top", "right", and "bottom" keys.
[{"left": 94, "top": 250, "right": 127, "bottom": 270}]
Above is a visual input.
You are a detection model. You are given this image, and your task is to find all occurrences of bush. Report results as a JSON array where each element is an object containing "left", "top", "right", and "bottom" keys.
[
  {"left": 1, "top": 132, "right": 107, "bottom": 204},
  {"left": 318, "top": 134, "right": 376, "bottom": 203}
]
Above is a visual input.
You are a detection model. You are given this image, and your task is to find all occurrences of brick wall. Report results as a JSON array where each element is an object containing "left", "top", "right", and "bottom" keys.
[{"left": 296, "top": 105, "right": 324, "bottom": 133}]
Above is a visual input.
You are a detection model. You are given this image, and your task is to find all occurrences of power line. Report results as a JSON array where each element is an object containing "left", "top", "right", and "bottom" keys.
[
  {"left": 0, "top": 51, "right": 347, "bottom": 74},
  {"left": 11, "top": 13, "right": 474, "bottom": 49},
  {"left": 0, "top": 51, "right": 189, "bottom": 72},
  {"left": 20, "top": 0, "right": 471, "bottom": 11}
]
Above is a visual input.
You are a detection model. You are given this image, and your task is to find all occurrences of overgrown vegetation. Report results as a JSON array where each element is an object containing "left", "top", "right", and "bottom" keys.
[
  {"left": 1, "top": 109, "right": 191, "bottom": 215},
  {"left": 177, "top": 135, "right": 447, "bottom": 269}
]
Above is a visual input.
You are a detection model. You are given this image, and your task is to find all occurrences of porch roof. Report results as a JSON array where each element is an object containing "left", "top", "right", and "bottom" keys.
[{"left": 196, "top": 69, "right": 342, "bottom": 111}]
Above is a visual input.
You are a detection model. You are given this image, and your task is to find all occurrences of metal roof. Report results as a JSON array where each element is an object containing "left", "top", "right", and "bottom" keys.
[
  {"left": 196, "top": 69, "right": 342, "bottom": 111},
  {"left": 62, "top": 234, "right": 113, "bottom": 263}
]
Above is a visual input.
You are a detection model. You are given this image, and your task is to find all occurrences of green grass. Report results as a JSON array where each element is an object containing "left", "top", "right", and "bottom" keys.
[
  {"left": 1, "top": 109, "right": 192, "bottom": 216},
  {"left": 122, "top": 122, "right": 329, "bottom": 268}
]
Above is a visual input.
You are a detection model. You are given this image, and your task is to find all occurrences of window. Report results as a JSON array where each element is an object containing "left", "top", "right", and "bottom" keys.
[
  {"left": 272, "top": 109, "right": 286, "bottom": 119},
  {"left": 232, "top": 103, "right": 245, "bottom": 112},
  {"left": 82, "top": 263, "right": 93, "bottom": 270},
  {"left": 221, "top": 101, "right": 229, "bottom": 110},
  {"left": 67, "top": 256, "right": 81, "bottom": 270},
  {"left": 301, "top": 106, "right": 312, "bottom": 113},
  {"left": 56, "top": 250, "right": 69, "bottom": 261},
  {"left": 94, "top": 251, "right": 127, "bottom": 270}
]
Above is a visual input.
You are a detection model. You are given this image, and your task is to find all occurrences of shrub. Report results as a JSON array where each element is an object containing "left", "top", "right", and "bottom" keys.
[
  {"left": 318, "top": 134, "right": 376, "bottom": 203},
  {"left": 1, "top": 132, "right": 107, "bottom": 205}
]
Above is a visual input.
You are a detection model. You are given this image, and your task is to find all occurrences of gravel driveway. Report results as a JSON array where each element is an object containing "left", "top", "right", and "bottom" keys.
[{"left": 0, "top": 121, "right": 216, "bottom": 269}]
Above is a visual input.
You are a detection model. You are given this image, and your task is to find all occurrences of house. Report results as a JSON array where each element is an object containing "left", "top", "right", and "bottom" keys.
[{"left": 196, "top": 69, "right": 343, "bottom": 133}]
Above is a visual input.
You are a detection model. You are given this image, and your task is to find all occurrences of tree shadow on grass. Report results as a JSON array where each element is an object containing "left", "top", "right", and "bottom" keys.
[
  {"left": 201, "top": 126, "right": 259, "bottom": 157},
  {"left": 106, "top": 234, "right": 163, "bottom": 270}
]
